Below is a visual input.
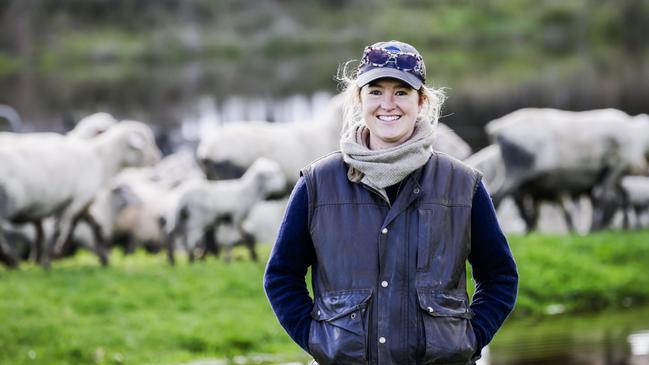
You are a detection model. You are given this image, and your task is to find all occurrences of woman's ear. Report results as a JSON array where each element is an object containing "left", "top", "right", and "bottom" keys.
[{"left": 418, "top": 93, "right": 426, "bottom": 112}]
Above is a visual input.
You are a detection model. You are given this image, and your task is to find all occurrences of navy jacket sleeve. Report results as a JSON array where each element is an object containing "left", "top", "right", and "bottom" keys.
[
  {"left": 264, "top": 177, "right": 315, "bottom": 352},
  {"left": 468, "top": 180, "right": 519, "bottom": 353}
]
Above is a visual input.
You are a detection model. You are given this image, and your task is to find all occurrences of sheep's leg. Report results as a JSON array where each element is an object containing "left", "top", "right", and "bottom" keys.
[
  {"left": 185, "top": 230, "right": 203, "bottom": 264},
  {"left": 559, "top": 194, "right": 577, "bottom": 233},
  {"left": 622, "top": 207, "right": 631, "bottom": 230},
  {"left": 591, "top": 166, "right": 626, "bottom": 231},
  {"left": 165, "top": 230, "right": 176, "bottom": 266},
  {"left": 82, "top": 212, "right": 109, "bottom": 266},
  {"left": 122, "top": 235, "right": 135, "bottom": 255},
  {"left": 0, "top": 225, "right": 19, "bottom": 268},
  {"left": 29, "top": 220, "right": 44, "bottom": 263},
  {"left": 51, "top": 215, "right": 81, "bottom": 259},
  {"left": 212, "top": 227, "right": 221, "bottom": 258},
  {"left": 223, "top": 242, "right": 233, "bottom": 264},
  {"left": 240, "top": 229, "right": 257, "bottom": 262},
  {"left": 200, "top": 227, "right": 217, "bottom": 260},
  {"left": 514, "top": 194, "right": 537, "bottom": 233},
  {"left": 43, "top": 219, "right": 66, "bottom": 269},
  {"left": 634, "top": 206, "right": 643, "bottom": 229}
]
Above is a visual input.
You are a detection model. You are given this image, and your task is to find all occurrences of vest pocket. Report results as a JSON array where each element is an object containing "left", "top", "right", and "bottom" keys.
[
  {"left": 308, "top": 289, "right": 372, "bottom": 365},
  {"left": 417, "top": 289, "right": 477, "bottom": 365}
]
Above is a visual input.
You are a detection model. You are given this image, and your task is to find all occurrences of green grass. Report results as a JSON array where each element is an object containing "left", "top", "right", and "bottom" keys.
[
  {"left": 1, "top": 230, "right": 649, "bottom": 364},
  {"left": 0, "top": 247, "right": 309, "bottom": 365},
  {"left": 506, "top": 229, "right": 649, "bottom": 316}
]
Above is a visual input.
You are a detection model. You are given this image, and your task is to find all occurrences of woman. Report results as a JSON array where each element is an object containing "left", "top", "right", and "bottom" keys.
[{"left": 264, "top": 40, "right": 518, "bottom": 365}]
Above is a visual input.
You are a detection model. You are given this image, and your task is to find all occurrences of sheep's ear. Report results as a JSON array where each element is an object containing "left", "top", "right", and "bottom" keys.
[{"left": 127, "top": 133, "right": 146, "bottom": 150}]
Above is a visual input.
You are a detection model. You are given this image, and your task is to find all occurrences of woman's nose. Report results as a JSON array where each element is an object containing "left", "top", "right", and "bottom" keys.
[{"left": 380, "top": 95, "right": 396, "bottom": 109}]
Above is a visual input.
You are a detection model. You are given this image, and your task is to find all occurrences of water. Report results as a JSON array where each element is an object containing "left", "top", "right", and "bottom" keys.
[{"left": 486, "top": 306, "right": 649, "bottom": 365}]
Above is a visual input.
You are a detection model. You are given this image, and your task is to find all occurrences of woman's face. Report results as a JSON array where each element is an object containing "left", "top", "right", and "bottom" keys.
[{"left": 360, "top": 78, "right": 422, "bottom": 150}]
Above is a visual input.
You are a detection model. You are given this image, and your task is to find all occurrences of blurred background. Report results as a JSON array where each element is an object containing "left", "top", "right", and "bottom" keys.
[
  {"left": 2, "top": 0, "right": 648, "bottom": 146},
  {"left": 1, "top": 1, "right": 649, "bottom": 365}
]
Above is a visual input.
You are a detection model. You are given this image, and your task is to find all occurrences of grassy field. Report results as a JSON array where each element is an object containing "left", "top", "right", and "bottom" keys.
[{"left": 1, "top": 230, "right": 648, "bottom": 365}]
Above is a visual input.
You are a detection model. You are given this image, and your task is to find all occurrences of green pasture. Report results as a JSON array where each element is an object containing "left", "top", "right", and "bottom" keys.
[{"left": 1, "top": 230, "right": 648, "bottom": 365}]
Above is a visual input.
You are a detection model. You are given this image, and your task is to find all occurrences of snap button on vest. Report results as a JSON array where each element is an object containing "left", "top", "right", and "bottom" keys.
[{"left": 381, "top": 228, "right": 388, "bottom": 234}]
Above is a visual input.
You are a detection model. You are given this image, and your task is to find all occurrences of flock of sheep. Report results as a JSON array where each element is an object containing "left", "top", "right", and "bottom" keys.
[{"left": 1, "top": 96, "right": 648, "bottom": 269}]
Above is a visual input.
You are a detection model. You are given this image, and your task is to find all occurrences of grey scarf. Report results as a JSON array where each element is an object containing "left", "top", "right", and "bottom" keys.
[{"left": 340, "top": 120, "right": 435, "bottom": 194}]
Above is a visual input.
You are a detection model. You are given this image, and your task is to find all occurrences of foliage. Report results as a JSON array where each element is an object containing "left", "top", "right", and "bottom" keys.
[{"left": 1, "top": 0, "right": 648, "bottom": 74}]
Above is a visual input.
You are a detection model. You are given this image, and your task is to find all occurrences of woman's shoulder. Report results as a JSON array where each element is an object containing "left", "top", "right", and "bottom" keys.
[{"left": 301, "top": 151, "right": 345, "bottom": 175}]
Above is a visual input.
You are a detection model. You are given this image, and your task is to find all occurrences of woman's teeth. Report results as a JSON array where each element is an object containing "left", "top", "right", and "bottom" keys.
[{"left": 378, "top": 115, "right": 401, "bottom": 121}]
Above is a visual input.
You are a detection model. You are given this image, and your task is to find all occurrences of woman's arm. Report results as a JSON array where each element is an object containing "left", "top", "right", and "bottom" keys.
[
  {"left": 264, "top": 177, "right": 316, "bottom": 352},
  {"left": 468, "top": 180, "right": 519, "bottom": 354}
]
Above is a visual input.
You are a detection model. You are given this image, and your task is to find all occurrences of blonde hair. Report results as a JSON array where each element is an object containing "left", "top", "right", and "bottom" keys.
[{"left": 336, "top": 60, "right": 446, "bottom": 137}]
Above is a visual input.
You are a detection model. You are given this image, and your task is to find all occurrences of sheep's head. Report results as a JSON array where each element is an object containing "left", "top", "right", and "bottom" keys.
[
  {"left": 113, "top": 121, "right": 162, "bottom": 168},
  {"left": 248, "top": 157, "right": 287, "bottom": 197},
  {"left": 68, "top": 112, "right": 118, "bottom": 139}
]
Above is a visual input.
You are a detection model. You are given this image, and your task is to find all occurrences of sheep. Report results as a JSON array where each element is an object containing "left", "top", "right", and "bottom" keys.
[
  {"left": 0, "top": 121, "right": 161, "bottom": 268},
  {"left": 620, "top": 175, "right": 649, "bottom": 229},
  {"left": 164, "top": 157, "right": 286, "bottom": 265},
  {"left": 465, "top": 144, "right": 586, "bottom": 232},
  {"left": 197, "top": 94, "right": 344, "bottom": 186},
  {"left": 0, "top": 112, "right": 119, "bottom": 264},
  {"left": 83, "top": 150, "right": 207, "bottom": 255},
  {"left": 191, "top": 198, "right": 290, "bottom": 262},
  {"left": 488, "top": 108, "right": 649, "bottom": 231}
]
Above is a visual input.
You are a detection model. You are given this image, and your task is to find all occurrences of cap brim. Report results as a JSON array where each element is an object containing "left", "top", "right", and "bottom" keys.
[{"left": 356, "top": 68, "right": 423, "bottom": 90}]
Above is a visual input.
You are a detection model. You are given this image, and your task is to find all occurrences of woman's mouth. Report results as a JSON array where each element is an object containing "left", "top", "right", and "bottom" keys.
[{"left": 377, "top": 115, "right": 401, "bottom": 122}]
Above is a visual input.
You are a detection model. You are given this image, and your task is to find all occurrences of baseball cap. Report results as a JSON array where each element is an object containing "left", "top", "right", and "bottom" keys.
[{"left": 356, "top": 40, "right": 426, "bottom": 90}]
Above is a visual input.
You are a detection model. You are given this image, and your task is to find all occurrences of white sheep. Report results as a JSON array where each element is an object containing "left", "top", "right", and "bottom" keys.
[
  {"left": 0, "top": 121, "right": 161, "bottom": 268},
  {"left": 488, "top": 108, "right": 649, "bottom": 231},
  {"left": 1, "top": 112, "right": 118, "bottom": 264},
  {"left": 164, "top": 157, "right": 286, "bottom": 264},
  {"left": 197, "top": 94, "right": 344, "bottom": 185},
  {"left": 80, "top": 150, "right": 207, "bottom": 255}
]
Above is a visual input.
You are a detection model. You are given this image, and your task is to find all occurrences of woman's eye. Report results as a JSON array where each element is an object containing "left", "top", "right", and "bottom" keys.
[
  {"left": 395, "top": 90, "right": 408, "bottom": 96},
  {"left": 369, "top": 90, "right": 381, "bottom": 95}
]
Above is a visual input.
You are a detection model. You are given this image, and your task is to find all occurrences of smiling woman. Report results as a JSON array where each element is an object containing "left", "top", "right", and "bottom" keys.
[{"left": 264, "top": 40, "right": 518, "bottom": 365}]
